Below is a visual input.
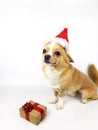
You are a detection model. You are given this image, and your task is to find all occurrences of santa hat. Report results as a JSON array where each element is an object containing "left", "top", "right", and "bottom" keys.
[{"left": 47, "top": 27, "right": 69, "bottom": 52}]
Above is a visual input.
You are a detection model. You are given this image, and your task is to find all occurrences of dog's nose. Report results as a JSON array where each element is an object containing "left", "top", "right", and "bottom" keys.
[
  {"left": 44, "top": 54, "right": 51, "bottom": 63},
  {"left": 45, "top": 54, "right": 51, "bottom": 60}
]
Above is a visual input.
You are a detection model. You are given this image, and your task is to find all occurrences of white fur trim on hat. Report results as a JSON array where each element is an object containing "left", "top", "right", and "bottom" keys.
[{"left": 47, "top": 37, "right": 69, "bottom": 52}]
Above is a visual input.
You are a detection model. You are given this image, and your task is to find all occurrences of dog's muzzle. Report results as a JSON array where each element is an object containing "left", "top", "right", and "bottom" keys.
[{"left": 44, "top": 54, "right": 51, "bottom": 64}]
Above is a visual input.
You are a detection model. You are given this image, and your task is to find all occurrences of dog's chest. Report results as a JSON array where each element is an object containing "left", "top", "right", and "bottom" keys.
[{"left": 44, "top": 66, "right": 61, "bottom": 88}]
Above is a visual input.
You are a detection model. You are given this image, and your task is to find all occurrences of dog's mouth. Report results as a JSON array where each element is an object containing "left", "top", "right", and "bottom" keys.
[
  {"left": 44, "top": 60, "right": 56, "bottom": 65},
  {"left": 44, "top": 60, "right": 51, "bottom": 64}
]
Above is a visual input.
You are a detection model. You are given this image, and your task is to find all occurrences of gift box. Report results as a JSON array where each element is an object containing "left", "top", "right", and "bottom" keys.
[{"left": 19, "top": 100, "right": 47, "bottom": 125}]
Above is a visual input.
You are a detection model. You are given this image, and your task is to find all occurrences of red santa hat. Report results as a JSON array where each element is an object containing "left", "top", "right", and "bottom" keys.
[{"left": 47, "top": 27, "right": 69, "bottom": 52}]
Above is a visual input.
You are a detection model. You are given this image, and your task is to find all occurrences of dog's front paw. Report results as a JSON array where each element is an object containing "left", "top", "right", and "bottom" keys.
[
  {"left": 56, "top": 101, "right": 64, "bottom": 110},
  {"left": 56, "top": 97, "right": 64, "bottom": 110},
  {"left": 49, "top": 97, "right": 58, "bottom": 104}
]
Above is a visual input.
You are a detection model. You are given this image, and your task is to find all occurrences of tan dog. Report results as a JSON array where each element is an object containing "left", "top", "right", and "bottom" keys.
[{"left": 42, "top": 42, "right": 98, "bottom": 110}]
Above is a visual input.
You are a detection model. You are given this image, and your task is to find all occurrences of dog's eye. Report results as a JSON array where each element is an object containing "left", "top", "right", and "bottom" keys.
[
  {"left": 55, "top": 51, "right": 61, "bottom": 56},
  {"left": 43, "top": 49, "right": 46, "bottom": 54}
]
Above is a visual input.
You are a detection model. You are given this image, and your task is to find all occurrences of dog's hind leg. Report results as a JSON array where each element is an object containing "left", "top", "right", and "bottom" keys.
[
  {"left": 81, "top": 94, "right": 98, "bottom": 104},
  {"left": 79, "top": 86, "right": 98, "bottom": 103}
]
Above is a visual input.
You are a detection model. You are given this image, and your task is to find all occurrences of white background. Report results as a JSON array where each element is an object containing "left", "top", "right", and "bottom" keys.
[{"left": 0, "top": 0, "right": 98, "bottom": 130}]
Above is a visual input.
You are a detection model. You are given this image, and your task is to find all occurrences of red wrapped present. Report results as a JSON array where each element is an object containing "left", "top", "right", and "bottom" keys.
[{"left": 19, "top": 100, "right": 47, "bottom": 125}]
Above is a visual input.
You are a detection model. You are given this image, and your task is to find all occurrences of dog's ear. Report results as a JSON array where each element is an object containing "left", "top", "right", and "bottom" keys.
[{"left": 66, "top": 53, "right": 74, "bottom": 63}]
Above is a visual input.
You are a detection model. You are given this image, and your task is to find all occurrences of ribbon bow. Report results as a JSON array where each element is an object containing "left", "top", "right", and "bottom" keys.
[
  {"left": 22, "top": 102, "right": 44, "bottom": 121},
  {"left": 22, "top": 102, "right": 34, "bottom": 113}
]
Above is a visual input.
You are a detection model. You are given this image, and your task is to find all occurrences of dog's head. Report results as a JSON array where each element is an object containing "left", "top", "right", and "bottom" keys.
[{"left": 42, "top": 42, "right": 74, "bottom": 67}]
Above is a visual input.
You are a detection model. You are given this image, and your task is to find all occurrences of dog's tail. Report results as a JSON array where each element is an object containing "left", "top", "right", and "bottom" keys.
[{"left": 88, "top": 64, "right": 98, "bottom": 86}]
